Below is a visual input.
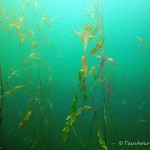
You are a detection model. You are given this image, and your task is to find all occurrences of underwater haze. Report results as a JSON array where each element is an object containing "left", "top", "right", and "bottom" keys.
[{"left": 0, "top": 0, "right": 150, "bottom": 150}]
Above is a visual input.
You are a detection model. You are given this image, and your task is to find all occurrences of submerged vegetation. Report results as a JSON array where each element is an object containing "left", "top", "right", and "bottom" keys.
[
  {"left": 62, "top": 1, "right": 113, "bottom": 149},
  {"left": 0, "top": 0, "right": 56, "bottom": 149},
  {"left": 0, "top": 0, "right": 150, "bottom": 150}
]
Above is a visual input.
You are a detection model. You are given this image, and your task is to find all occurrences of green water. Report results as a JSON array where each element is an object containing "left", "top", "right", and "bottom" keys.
[{"left": 0, "top": 0, "right": 150, "bottom": 150}]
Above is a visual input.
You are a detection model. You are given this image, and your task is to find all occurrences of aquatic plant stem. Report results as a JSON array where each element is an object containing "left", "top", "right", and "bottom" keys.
[
  {"left": 72, "top": 127, "right": 86, "bottom": 148},
  {"left": 85, "top": 111, "right": 96, "bottom": 150},
  {"left": 94, "top": 2, "right": 108, "bottom": 145},
  {"left": 101, "top": 50, "right": 107, "bottom": 146},
  {"left": 0, "top": 67, "right": 4, "bottom": 125},
  {"left": 0, "top": 67, "right": 4, "bottom": 106}
]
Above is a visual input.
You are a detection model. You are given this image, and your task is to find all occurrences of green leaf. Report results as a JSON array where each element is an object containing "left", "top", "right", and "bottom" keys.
[
  {"left": 62, "top": 112, "right": 81, "bottom": 143},
  {"left": 78, "top": 69, "right": 84, "bottom": 81},
  {"left": 71, "top": 91, "right": 78, "bottom": 113},
  {"left": 62, "top": 106, "right": 93, "bottom": 143},
  {"left": 98, "top": 130, "right": 108, "bottom": 150}
]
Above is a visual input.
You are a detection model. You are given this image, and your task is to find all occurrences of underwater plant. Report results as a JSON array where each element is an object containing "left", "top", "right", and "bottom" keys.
[
  {"left": 0, "top": 1, "right": 57, "bottom": 149},
  {"left": 62, "top": 0, "right": 116, "bottom": 149},
  {"left": 136, "top": 36, "right": 150, "bottom": 51}
]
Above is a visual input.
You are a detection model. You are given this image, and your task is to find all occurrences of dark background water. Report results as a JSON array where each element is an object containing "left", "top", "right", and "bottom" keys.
[{"left": 0, "top": 0, "right": 150, "bottom": 149}]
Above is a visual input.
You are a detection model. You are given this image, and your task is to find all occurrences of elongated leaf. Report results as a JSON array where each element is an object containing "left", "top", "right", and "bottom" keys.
[
  {"left": 89, "top": 39, "right": 104, "bottom": 55},
  {"left": 25, "top": 53, "right": 41, "bottom": 62},
  {"left": 19, "top": 111, "right": 32, "bottom": 129},
  {"left": 5, "top": 23, "right": 16, "bottom": 30},
  {"left": 97, "top": 130, "right": 108, "bottom": 150},
  {"left": 136, "top": 36, "right": 144, "bottom": 43},
  {"left": 88, "top": 66, "right": 95, "bottom": 75},
  {"left": 82, "top": 56, "right": 88, "bottom": 75},
  {"left": 62, "top": 111, "right": 81, "bottom": 143},
  {"left": 106, "top": 57, "right": 115, "bottom": 65},
  {"left": 71, "top": 91, "right": 78, "bottom": 113},
  {"left": 62, "top": 106, "right": 93, "bottom": 143}
]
